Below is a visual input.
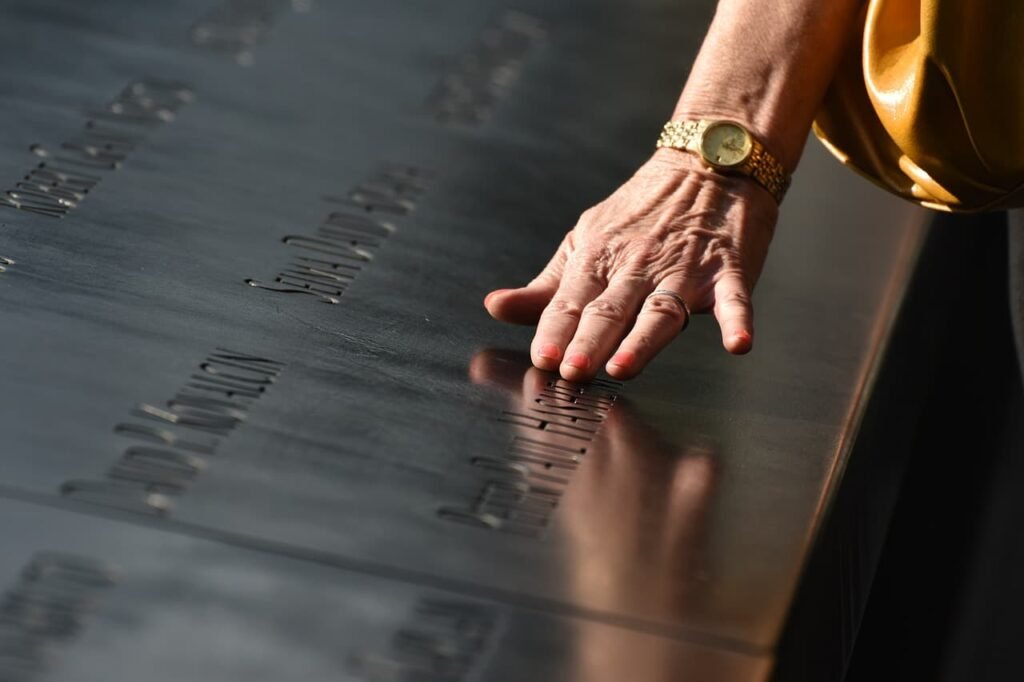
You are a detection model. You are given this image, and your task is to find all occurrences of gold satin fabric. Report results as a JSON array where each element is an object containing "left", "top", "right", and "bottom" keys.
[{"left": 814, "top": 1, "right": 1024, "bottom": 212}]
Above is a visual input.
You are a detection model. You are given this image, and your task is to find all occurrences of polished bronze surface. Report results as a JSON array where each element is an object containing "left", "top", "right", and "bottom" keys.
[
  {"left": 0, "top": 0, "right": 927, "bottom": 678},
  {"left": 0, "top": 498, "right": 771, "bottom": 681}
]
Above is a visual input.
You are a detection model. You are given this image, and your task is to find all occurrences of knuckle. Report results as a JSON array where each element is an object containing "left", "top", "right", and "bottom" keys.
[
  {"left": 702, "top": 237, "right": 727, "bottom": 261},
  {"left": 642, "top": 297, "right": 688, "bottom": 323},
  {"left": 577, "top": 240, "right": 610, "bottom": 261},
  {"left": 628, "top": 332, "right": 655, "bottom": 350},
  {"left": 563, "top": 230, "right": 578, "bottom": 253},
  {"left": 572, "top": 245, "right": 614, "bottom": 280},
  {"left": 544, "top": 298, "right": 584, "bottom": 319},
  {"left": 719, "top": 288, "right": 751, "bottom": 308},
  {"left": 582, "top": 298, "right": 628, "bottom": 324}
]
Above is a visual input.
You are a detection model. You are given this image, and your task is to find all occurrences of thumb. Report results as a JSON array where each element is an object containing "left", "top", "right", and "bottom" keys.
[
  {"left": 484, "top": 275, "right": 559, "bottom": 325},
  {"left": 484, "top": 237, "right": 569, "bottom": 325}
]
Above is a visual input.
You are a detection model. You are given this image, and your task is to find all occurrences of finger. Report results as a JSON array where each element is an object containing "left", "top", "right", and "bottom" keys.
[
  {"left": 559, "top": 274, "right": 649, "bottom": 382},
  {"left": 605, "top": 274, "right": 690, "bottom": 380},
  {"left": 712, "top": 271, "right": 753, "bottom": 354},
  {"left": 484, "top": 235, "right": 570, "bottom": 325},
  {"left": 530, "top": 260, "right": 607, "bottom": 372}
]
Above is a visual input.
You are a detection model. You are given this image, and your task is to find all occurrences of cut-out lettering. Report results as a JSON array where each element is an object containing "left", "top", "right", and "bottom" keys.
[
  {"left": 439, "top": 378, "right": 621, "bottom": 538},
  {"left": 0, "top": 78, "right": 193, "bottom": 218},
  {"left": 62, "top": 348, "right": 283, "bottom": 516},
  {"left": 0, "top": 552, "right": 116, "bottom": 679},
  {"left": 247, "top": 163, "right": 428, "bottom": 305}
]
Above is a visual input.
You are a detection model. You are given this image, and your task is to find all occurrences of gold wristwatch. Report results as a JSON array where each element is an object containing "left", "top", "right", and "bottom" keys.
[{"left": 656, "top": 119, "right": 790, "bottom": 204}]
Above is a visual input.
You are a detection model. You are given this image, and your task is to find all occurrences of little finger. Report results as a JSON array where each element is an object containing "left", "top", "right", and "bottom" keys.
[{"left": 712, "top": 271, "right": 754, "bottom": 354}]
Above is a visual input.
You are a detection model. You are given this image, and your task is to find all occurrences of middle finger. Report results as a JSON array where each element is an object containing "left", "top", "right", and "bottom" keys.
[{"left": 559, "top": 273, "right": 649, "bottom": 381}]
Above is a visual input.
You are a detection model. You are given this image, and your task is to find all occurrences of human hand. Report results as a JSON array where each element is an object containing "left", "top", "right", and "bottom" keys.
[{"left": 484, "top": 148, "right": 778, "bottom": 381}]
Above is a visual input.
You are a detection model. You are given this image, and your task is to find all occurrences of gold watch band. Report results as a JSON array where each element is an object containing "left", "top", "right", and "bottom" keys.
[{"left": 656, "top": 120, "right": 790, "bottom": 204}]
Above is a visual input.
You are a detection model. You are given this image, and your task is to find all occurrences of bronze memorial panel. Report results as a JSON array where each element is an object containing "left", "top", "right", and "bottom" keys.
[{"left": 0, "top": 0, "right": 929, "bottom": 678}]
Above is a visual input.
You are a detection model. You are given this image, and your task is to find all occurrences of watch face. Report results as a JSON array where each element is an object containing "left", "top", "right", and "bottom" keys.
[{"left": 699, "top": 121, "right": 752, "bottom": 168}]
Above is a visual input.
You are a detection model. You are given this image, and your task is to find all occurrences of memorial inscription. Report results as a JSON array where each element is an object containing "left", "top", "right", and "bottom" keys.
[
  {"left": 0, "top": 1, "right": 929, "bottom": 677},
  {"left": 60, "top": 348, "right": 285, "bottom": 516},
  {"left": 439, "top": 375, "right": 622, "bottom": 538},
  {"left": 0, "top": 552, "right": 117, "bottom": 681},
  {"left": 246, "top": 163, "right": 427, "bottom": 303},
  {"left": 190, "top": 0, "right": 312, "bottom": 66},
  {"left": 427, "top": 12, "right": 545, "bottom": 126},
  {"left": 348, "top": 599, "right": 500, "bottom": 682},
  {"left": 0, "top": 78, "right": 193, "bottom": 218}
]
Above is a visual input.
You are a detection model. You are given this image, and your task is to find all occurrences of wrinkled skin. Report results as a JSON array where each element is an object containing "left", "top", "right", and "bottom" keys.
[{"left": 484, "top": 148, "right": 778, "bottom": 381}]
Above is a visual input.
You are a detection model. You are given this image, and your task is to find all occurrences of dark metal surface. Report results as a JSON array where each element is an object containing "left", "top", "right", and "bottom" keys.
[
  {"left": 0, "top": 0, "right": 927, "bottom": 678},
  {"left": 0, "top": 497, "right": 770, "bottom": 681}
]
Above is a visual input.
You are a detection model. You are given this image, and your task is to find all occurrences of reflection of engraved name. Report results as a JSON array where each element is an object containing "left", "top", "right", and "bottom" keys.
[
  {"left": 0, "top": 78, "right": 193, "bottom": 219},
  {"left": 246, "top": 163, "right": 427, "bottom": 303},
  {"left": 438, "top": 377, "right": 621, "bottom": 538},
  {"left": 0, "top": 552, "right": 117, "bottom": 680},
  {"left": 427, "top": 11, "right": 544, "bottom": 126},
  {"left": 190, "top": 0, "right": 311, "bottom": 65},
  {"left": 348, "top": 599, "right": 499, "bottom": 682},
  {"left": 0, "top": 257, "right": 12, "bottom": 273},
  {"left": 60, "top": 348, "right": 284, "bottom": 516}
]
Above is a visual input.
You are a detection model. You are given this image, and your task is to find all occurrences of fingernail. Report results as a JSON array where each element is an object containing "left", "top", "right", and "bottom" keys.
[
  {"left": 484, "top": 289, "right": 510, "bottom": 306},
  {"left": 565, "top": 353, "right": 590, "bottom": 370},
  {"left": 610, "top": 350, "right": 635, "bottom": 368},
  {"left": 728, "top": 331, "right": 753, "bottom": 353},
  {"left": 730, "top": 331, "right": 752, "bottom": 345},
  {"left": 537, "top": 343, "right": 561, "bottom": 361}
]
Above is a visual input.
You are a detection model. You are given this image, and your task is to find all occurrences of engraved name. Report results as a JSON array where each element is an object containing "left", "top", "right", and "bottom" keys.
[
  {"left": 348, "top": 599, "right": 499, "bottom": 682},
  {"left": 190, "top": 0, "right": 311, "bottom": 66},
  {"left": 426, "top": 11, "right": 545, "bottom": 126},
  {"left": 60, "top": 348, "right": 284, "bottom": 515},
  {"left": 0, "top": 552, "right": 117, "bottom": 680},
  {"left": 0, "top": 78, "right": 193, "bottom": 219},
  {"left": 246, "top": 163, "right": 427, "bottom": 303},
  {"left": 0, "top": 257, "right": 12, "bottom": 273},
  {"left": 438, "top": 377, "right": 621, "bottom": 538}
]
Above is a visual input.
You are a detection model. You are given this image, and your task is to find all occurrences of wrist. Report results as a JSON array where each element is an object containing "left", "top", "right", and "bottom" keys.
[
  {"left": 648, "top": 145, "right": 707, "bottom": 171},
  {"left": 670, "top": 0, "right": 864, "bottom": 174},
  {"left": 671, "top": 103, "right": 801, "bottom": 176},
  {"left": 647, "top": 146, "right": 781, "bottom": 207}
]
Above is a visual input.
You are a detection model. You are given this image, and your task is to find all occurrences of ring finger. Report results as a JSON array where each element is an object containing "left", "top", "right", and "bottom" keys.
[{"left": 605, "top": 274, "right": 691, "bottom": 379}]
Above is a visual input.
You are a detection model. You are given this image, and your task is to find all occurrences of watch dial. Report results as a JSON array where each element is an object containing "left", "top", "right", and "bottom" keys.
[{"left": 700, "top": 122, "right": 752, "bottom": 168}]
